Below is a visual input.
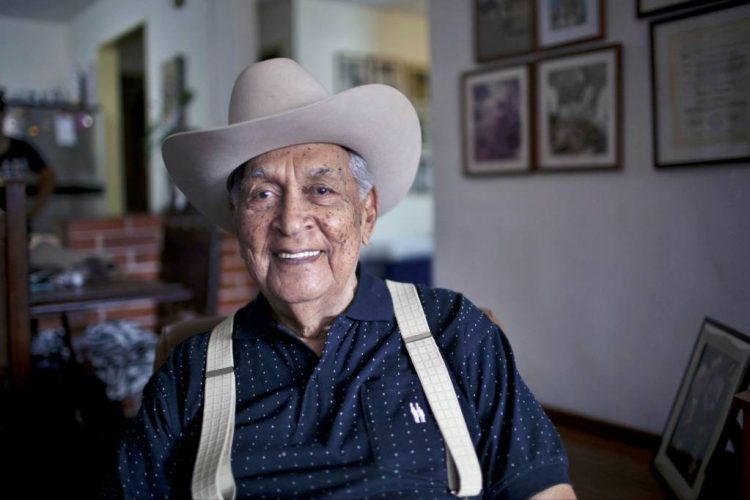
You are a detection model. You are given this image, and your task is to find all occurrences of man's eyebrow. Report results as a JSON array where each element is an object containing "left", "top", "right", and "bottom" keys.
[
  {"left": 306, "top": 166, "right": 336, "bottom": 178},
  {"left": 243, "top": 165, "right": 338, "bottom": 181},
  {"left": 246, "top": 166, "right": 270, "bottom": 179}
]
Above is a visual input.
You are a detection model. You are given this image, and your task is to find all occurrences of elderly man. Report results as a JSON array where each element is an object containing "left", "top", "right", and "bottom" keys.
[{"left": 114, "top": 59, "right": 574, "bottom": 499}]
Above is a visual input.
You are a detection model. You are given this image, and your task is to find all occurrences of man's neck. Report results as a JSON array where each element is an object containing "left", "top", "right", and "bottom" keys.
[{"left": 266, "top": 274, "right": 359, "bottom": 356}]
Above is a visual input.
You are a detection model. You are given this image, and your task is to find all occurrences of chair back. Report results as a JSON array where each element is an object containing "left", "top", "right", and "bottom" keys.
[
  {"left": 154, "top": 315, "right": 224, "bottom": 371},
  {"left": 159, "top": 214, "right": 221, "bottom": 316},
  {"left": 1, "top": 180, "right": 31, "bottom": 387}
]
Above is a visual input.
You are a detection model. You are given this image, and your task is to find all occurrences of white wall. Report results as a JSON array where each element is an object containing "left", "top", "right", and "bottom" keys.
[
  {"left": 293, "top": 0, "right": 429, "bottom": 92},
  {"left": 293, "top": 0, "right": 432, "bottom": 250},
  {"left": 0, "top": 16, "right": 73, "bottom": 97},
  {"left": 430, "top": 0, "right": 750, "bottom": 433},
  {"left": 68, "top": 0, "right": 258, "bottom": 213}
]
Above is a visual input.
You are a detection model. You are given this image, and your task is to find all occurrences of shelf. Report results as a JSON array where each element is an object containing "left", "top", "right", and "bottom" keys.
[{"left": 6, "top": 99, "right": 100, "bottom": 113}]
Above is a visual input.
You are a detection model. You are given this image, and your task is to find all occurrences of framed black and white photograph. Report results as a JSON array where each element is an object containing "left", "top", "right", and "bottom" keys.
[
  {"left": 536, "top": 44, "right": 621, "bottom": 171},
  {"left": 654, "top": 318, "right": 750, "bottom": 500},
  {"left": 462, "top": 64, "right": 532, "bottom": 175},
  {"left": 651, "top": 2, "right": 750, "bottom": 168},
  {"left": 637, "top": 0, "right": 721, "bottom": 18},
  {"left": 537, "top": 0, "right": 605, "bottom": 49},
  {"left": 475, "top": 0, "right": 536, "bottom": 62}
]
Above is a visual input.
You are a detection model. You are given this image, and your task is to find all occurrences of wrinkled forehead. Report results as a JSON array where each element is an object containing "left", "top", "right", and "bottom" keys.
[{"left": 228, "top": 143, "right": 350, "bottom": 189}]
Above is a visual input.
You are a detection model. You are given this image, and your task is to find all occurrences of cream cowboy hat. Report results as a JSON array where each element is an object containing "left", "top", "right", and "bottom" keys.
[{"left": 162, "top": 58, "right": 421, "bottom": 233}]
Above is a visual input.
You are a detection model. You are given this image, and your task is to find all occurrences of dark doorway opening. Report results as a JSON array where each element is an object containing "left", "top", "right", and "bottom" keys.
[{"left": 117, "top": 26, "right": 148, "bottom": 213}]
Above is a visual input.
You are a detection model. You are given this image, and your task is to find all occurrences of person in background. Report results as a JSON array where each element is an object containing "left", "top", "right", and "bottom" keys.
[{"left": 0, "top": 90, "right": 57, "bottom": 218}]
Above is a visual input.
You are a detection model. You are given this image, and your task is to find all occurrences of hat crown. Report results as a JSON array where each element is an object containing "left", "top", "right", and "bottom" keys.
[{"left": 228, "top": 58, "right": 329, "bottom": 124}]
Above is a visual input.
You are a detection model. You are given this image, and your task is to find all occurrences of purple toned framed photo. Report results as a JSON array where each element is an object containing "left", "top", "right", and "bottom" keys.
[{"left": 462, "top": 64, "right": 532, "bottom": 175}]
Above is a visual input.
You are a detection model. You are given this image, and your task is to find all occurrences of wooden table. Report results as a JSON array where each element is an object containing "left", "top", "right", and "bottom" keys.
[
  {"left": 30, "top": 278, "right": 192, "bottom": 317},
  {"left": 27, "top": 278, "right": 192, "bottom": 377}
]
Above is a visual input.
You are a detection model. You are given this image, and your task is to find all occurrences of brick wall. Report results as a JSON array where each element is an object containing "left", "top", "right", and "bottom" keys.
[{"left": 54, "top": 214, "right": 257, "bottom": 332}]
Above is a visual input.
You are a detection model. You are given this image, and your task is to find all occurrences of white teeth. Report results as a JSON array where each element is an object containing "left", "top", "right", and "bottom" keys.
[{"left": 277, "top": 250, "right": 321, "bottom": 260}]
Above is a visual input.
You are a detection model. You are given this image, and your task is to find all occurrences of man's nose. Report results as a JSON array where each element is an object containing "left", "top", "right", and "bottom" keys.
[{"left": 273, "top": 192, "right": 313, "bottom": 235}]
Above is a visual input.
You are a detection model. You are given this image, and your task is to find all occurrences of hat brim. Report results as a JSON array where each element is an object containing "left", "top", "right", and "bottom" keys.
[{"left": 162, "top": 84, "right": 421, "bottom": 233}]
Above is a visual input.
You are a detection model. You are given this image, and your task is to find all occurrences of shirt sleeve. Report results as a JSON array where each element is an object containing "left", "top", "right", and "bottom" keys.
[
  {"left": 18, "top": 140, "right": 48, "bottom": 173},
  {"left": 111, "top": 339, "right": 205, "bottom": 499},
  {"left": 451, "top": 299, "right": 571, "bottom": 499}
]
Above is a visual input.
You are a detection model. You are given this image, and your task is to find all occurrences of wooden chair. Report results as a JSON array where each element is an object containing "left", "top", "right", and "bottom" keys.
[
  {"left": 153, "top": 315, "right": 224, "bottom": 371},
  {"left": 1, "top": 180, "right": 31, "bottom": 387},
  {"left": 158, "top": 214, "right": 221, "bottom": 327}
]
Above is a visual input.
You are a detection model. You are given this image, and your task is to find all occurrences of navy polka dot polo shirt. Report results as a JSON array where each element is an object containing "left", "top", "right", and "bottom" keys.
[{"left": 114, "top": 272, "right": 569, "bottom": 498}]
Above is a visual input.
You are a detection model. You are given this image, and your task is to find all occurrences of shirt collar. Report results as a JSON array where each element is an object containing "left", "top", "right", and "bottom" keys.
[
  {"left": 344, "top": 269, "right": 393, "bottom": 322},
  {"left": 234, "top": 267, "right": 393, "bottom": 339}
]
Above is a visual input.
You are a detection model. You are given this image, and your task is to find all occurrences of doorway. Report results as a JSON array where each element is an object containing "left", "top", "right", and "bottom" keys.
[{"left": 116, "top": 26, "right": 148, "bottom": 213}]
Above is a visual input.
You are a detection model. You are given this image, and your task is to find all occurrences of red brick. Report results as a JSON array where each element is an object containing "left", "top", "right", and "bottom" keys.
[
  {"left": 219, "top": 286, "right": 256, "bottom": 303},
  {"left": 64, "top": 217, "right": 126, "bottom": 232},
  {"left": 68, "top": 239, "right": 97, "bottom": 251},
  {"left": 103, "top": 235, "right": 160, "bottom": 248},
  {"left": 105, "top": 307, "right": 157, "bottom": 321},
  {"left": 125, "top": 271, "right": 160, "bottom": 280},
  {"left": 126, "top": 214, "right": 162, "bottom": 228},
  {"left": 219, "top": 298, "right": 255, "bottom": 315},
  {"left": 221, "top": 254, "right": 245, "bottom": 270},
  {"left": 135, "top": 250, "right": 160, "bottom": 264}
]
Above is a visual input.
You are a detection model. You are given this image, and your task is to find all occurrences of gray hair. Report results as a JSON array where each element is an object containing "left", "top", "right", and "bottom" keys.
[{"left": 229, "top": 148, "right": 373, "bottom": 207}]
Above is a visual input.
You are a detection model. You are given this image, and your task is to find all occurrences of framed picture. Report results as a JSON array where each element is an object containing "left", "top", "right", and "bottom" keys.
[
  {"left": 536, "top": 44, "right": 621, "bottom": 171},
  {"left": 162, "top": 55, "right": 186, "bottom": 130},
  {"left": 651, "top": 2, "right": 750, "bottom": 168},
  {"left": 462, "top": 64, "right": 532, "bottom": 175},
  {"left": 475, "top": 0, "right": 536, "bottom": 62},
  {"left": 637, "top": 0, "right": 721, "bottom": 18},
  {"left": 537, "top": 0, "right": 605, "bottom": 49},
  {"left": 654, "top": 318, "right": 750, "bottom": 499}
]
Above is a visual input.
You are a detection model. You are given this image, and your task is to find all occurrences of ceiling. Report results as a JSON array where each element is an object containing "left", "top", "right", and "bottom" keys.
[
  {"left": 0, "top": 0, "right": 426, "bottom": 23},
  {"left": 0, "top": 0, "right": 99, "bottom": 22}
]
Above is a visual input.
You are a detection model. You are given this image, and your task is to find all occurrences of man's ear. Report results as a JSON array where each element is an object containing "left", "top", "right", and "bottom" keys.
[{"left": 361, "top": 188, "right": 378, "bottom": 245}]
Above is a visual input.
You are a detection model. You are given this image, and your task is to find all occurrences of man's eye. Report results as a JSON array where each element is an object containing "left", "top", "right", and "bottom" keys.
[
  {"left": 315, "top": 186, "right": 332, "bottom": 196},
  {"left": 255, "top": 190, "right": 273, "bottom": 199}
]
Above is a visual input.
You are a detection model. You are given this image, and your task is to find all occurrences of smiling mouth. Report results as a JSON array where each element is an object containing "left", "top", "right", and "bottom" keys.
[{"left": 275, "top": 250, "right": 322, "bottom": 260}]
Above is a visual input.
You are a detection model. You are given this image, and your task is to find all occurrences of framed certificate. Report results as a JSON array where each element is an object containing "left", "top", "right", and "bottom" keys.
[{"left": 651, "top": 2, "right": 750, "bottom": 168}]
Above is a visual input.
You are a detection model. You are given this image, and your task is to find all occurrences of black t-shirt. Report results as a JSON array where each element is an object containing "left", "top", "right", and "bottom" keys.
[{"left": 0, "top": 137, "right": 48, "bottom": 209}]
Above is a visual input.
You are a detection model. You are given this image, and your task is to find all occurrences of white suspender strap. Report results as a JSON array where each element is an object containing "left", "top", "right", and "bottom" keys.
[
  {"left": 386, "top": 280, "right": 483, "bottom": 497},
  {"left": 192, "top": 315, "right": 237, "bottom": 500}
]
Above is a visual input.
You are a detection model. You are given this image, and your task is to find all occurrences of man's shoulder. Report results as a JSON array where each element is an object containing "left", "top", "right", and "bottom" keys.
[{"left": 410, "top": 282, "right": 499, "bottom": 349}]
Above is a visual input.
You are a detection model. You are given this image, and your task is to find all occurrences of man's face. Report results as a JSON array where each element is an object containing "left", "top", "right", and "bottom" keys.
[{"left": 234, "top": 143, "right": 377, "bottom": 309}]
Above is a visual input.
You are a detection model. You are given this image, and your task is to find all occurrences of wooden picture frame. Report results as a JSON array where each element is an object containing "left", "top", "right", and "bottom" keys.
[
  {"left": 654, "top": 317, "right": 750, "bottom": 499},
  {"left": 474, "top": 0, "right": 536, "bottom": 62},
  {"left": 650, "top": 2, "right": 750, "bottom": 168},
  {"left": 536, "top": 44, "right": 621, "bottom": 171},
  {"left": 462, "top": 64, "right": 532, "bottom": 175},
  {"left": 637, "top": 0, "right": 721, "bottom": 18},
  {"left": 537, "top": 0, "right": 605, "bottom": 50}
]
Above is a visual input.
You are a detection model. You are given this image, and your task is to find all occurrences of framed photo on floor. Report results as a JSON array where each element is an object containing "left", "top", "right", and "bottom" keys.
[
  {"left": 537, "top": 0, "right": 605, "bottom": 49},
  {"left": 651, "top": 2, "right": 750, "bottom": 168},
  {"left": 654, "top": 318, "right": 750, "bottom": 500},
  {"left": 474, "top": 0, "right": 536, "bottom": 62},
  {"left": 462, "top": 64, "right": 532, "bottom": 175},
  {"left": 536, "top": 44, "right": 621, "bottom": 171}
]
